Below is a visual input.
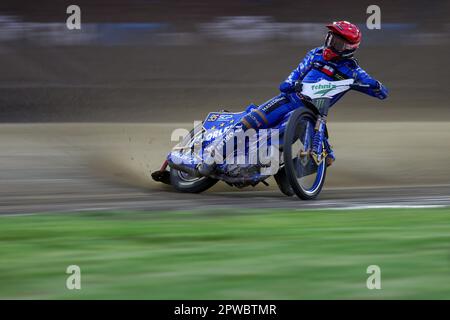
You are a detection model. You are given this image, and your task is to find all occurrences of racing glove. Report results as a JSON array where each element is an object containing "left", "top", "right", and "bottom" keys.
[
  {"left": 373, "top": 80, "right": 388, "bottom": 99},
  {"left": 293, "top": 81, "right": 303, "bottom": 93}
]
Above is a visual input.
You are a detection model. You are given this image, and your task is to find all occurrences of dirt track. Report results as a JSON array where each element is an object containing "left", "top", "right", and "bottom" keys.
[
  {"left": 1, "top": 122, "right": 449, "bottom": 214},
  {"left": 1, "top": 2, "right": 449, "bottom": 213}
]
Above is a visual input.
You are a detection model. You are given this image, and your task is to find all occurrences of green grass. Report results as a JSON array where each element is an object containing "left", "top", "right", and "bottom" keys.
[{"left": 1, "top": 207, "right": 450, "bottom": 299}]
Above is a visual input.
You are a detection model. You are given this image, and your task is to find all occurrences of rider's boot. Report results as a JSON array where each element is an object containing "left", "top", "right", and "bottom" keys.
[{"left": 151, "top": 160, "right": 171, "bottom": 184}]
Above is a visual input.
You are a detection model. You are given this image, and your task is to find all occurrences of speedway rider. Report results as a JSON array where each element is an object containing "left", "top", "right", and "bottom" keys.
[{"left": 200, "top": 21, "right": 388, "bottom": 174}]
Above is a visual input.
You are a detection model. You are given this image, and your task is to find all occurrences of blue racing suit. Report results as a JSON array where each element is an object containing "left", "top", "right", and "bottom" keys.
[{"left": 240, "top": 46, "right": 388, "bottom": 129}]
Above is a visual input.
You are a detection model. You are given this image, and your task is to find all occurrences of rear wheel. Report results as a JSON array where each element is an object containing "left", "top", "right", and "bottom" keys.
[
  {"left": 170, "top": 167, "right": 217, "bottom": 193},
  {"left": 169, "top": 124, "right": 218, "bottom": 193},
  {"left": 283, "top": 108, "right": 327, "bottom": 200}
]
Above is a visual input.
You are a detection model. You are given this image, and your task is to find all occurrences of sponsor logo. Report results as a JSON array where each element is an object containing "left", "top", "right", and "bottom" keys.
[
  {"left": 218, "top": 114, "right": 233, "bottom": 121},
  {"left": 261, "top": 97, "right": 284, "bottom": 113},
  {"left": 311, "top": 83, "right": 337, "bottom": 96},
  {"left": 204, "top": 126, "right": 233, "bottom": 141},
  {"left": 207, "top": 114, "right": 219, "bottom": 122},
  {"left": 207, "top": 113, "right": 234, "bottom": 122}
]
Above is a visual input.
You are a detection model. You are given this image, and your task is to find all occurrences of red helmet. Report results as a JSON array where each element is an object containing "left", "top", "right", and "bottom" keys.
[{"left": 323, "top": 21, "right": 361, "bottom": 60}]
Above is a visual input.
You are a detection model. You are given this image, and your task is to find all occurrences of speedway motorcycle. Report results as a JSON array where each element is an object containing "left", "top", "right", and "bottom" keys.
[{"left": 152, "top": 79, "right": 369, "bottom": 199}]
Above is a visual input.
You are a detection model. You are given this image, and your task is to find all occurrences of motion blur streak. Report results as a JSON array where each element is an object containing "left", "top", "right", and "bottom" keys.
[
  {"left": 1, "top": 0, "right": 450, "bottom": 301},
  {"left": 0, "top": 1, "right": 449, "bottom": 213},
  {"left": 0, "top": 122, "right": 449, "bottom": 214}
]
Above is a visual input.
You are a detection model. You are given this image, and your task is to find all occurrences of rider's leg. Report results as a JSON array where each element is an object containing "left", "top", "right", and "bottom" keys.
[{"left": 240, "top": 94, "right": 297, "bottom": 130}]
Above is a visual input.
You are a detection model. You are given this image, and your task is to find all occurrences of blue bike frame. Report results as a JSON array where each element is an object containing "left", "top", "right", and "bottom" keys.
[{"left": 167, "top": 92, "right": 333, "bottom": 186}]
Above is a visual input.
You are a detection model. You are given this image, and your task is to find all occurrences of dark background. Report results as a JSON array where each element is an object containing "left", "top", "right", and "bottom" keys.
[{"left": 0, "top": 0, "right": 449, "bottom": 122}]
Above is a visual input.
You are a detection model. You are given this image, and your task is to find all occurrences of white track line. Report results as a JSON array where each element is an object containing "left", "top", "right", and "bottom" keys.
[{"left": 328, "top": 204, "right": 448, "bottom": 210}]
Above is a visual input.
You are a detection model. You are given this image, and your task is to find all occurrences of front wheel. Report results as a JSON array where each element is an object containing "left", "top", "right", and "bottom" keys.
[
  {"left": 170, "top": 167, "right": 217, "bottom": 193},
  {"left": 274, "top": 167, "right": 294, "bottom": 197},
  {"left": 283, "top": 108, "right": 327, "bottom": 200}
]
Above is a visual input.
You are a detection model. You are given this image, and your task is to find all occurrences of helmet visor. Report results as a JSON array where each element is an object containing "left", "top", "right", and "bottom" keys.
[{"left": 325, "top": 32, "right": 358, "bottom": 53}]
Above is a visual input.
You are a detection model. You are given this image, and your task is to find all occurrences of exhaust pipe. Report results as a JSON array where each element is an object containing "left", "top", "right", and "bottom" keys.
[{"left": 168, "top": 161, "right": 202, "bottom": 177}]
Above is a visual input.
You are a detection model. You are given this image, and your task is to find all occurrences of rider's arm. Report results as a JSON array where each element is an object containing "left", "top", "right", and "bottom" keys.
[
  {"left": 279, "top": 47, "right": 320, "bottom": 93},
  {"left": 352, "top": 65, "right": 388, "bottom": 99}
]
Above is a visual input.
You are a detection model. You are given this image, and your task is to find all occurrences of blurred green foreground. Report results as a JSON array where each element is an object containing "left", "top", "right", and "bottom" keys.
[{"left": 1, "top": 208, "right": 450, "bottom": 299}]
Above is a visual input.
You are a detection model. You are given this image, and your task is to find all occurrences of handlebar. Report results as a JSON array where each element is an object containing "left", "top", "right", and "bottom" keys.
[
  {"left": 293, "top": 81, "right": 372, "bottom": 94},
  {"left": 349, "top": 83, "right": 371, "bottom": 89}
]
